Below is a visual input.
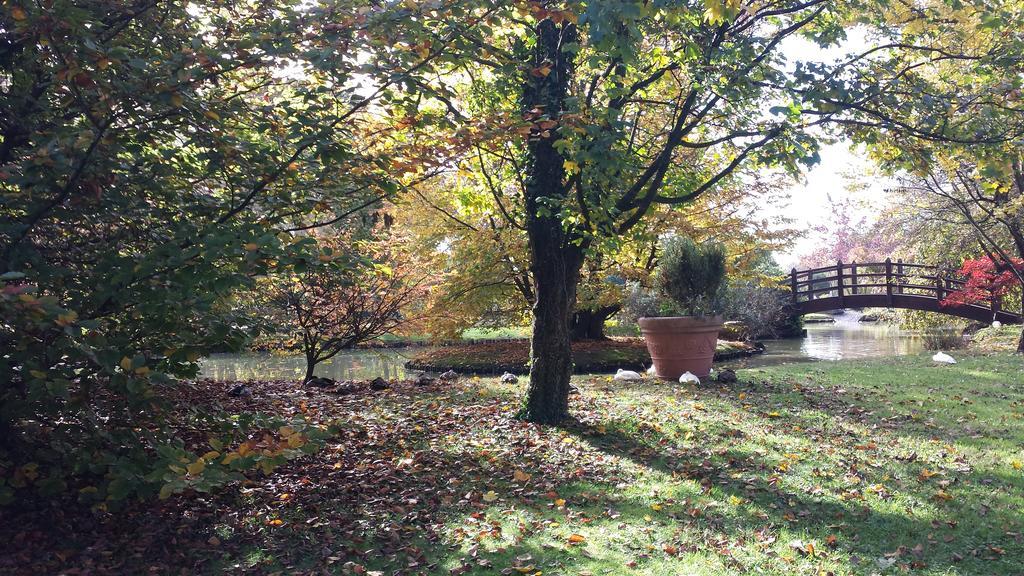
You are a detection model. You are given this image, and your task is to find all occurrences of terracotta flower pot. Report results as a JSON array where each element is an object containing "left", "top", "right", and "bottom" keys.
[{"left": 638, "top": 316, "right": 723, "bottom": 380}]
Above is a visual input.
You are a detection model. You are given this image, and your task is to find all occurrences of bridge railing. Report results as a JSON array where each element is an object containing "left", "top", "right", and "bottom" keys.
[{"left": 789, "top": 259, "right": 1002, "bottom": 313}]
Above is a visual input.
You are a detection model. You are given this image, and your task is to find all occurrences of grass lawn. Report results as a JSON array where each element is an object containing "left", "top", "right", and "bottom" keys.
[{"left": 7, "top": 353, "right": 1022, "bottom": 575}]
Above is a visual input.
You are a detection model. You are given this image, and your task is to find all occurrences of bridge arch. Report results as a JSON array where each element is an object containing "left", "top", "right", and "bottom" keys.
[{"left": 789, "top": 260, "right": 1022, "bottom": 324}]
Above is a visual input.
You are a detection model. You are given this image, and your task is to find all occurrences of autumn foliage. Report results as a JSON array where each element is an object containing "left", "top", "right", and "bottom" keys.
[{"left": 941, "top": 256, "right": 1024, "bottom": 308}]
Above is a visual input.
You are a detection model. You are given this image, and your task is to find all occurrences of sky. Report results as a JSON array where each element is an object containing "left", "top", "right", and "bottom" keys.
[
  {"left": 769, "top": 143, "right": 897, "bottom": 269},
  {"left": 768, "top": 29, "right": 896, "bottom": 269}
]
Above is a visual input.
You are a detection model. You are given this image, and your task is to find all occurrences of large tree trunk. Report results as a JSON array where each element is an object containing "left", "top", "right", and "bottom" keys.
[
  {"left": 571, "top": 304, "right": 621, "bottom": 341},
  {"left": 520, "top": 18, "right": 582, "bottom": 424},
  {"left": 524, "top": 238, "right": 584, "bottom": 423}
]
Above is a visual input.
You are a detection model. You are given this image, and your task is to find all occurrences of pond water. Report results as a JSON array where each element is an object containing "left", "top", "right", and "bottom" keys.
[
  {"left": 735, "top": 310, "right": 924, "bottom": 368},
  {"left": 200, "top": 347, "right": 428, "bottom": 382},
  {"left": 199, "top": 311, "right": 925, "bottom": 381}
]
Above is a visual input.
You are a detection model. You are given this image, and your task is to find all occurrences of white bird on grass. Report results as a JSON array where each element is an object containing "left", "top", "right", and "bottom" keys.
[
  {"left": 932, "top": 351, "right": 956, "bottom": 364},
  {"left": 678, "top": 371, "right": 701, "bottom": 384},
  {"left": 614, "top": 368, "right": 643, "bottom": 381}
]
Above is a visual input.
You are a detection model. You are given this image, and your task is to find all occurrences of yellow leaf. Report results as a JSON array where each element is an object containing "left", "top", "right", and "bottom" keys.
[
  {"left": 120, "top": 356, "right": 133, "bottom": 370},
  {"left": 204, "top": 110, "right": 220, "bottom": 120},
  {"left": 56, "top": 311, "right": 77, "bottom": 326},
  {"left": 158, "top": 484, "right": 174, "bottom": 500},
  {"left": 513, "top": 470, "right": 532, "bottom": 482},
  {"left": 201, "top": 450, "right": 220, "bottom": 461},
  {"left": 266, "top": 518, "right": 283, "bottom": 526},
  {"left": 554, "top": 498, "right": 566, "bottom": 507},
  {"left": 222, "top": 452, "right": 240, "bottom": 465},
  {"left": 567, "top": 533, "right": 586, "bottom": 544},
  {"left": 482, "top": 490, "right": 498, "bottom": 502},
  {"left": 171, "top": 93, "right": 184, "bottom": 108},
  {"left": 563, "top": 160, "right": 579, "bottom": 172},
  {"left": 244, "top": 242, "right": 258, "bottom": 251},
  {"left": 11, "top": 6, "right": 27, "bottom": 20},
  {"left": 650, "top": 503, "right": 662, "bottom": 511},
  {"left": 278, "top": 425, "right": 295, "bottom": 437},
  {"left": 186, "top": 459, "right": 206, "bottom": 476},
  {"left": 1011, "top": 459, "right": 1022, "bottom": 470}
]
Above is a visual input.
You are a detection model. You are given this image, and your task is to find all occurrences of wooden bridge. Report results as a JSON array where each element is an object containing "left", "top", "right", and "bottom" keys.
[{"left": 790, "top": 260, "right": 1022, "bottom": 324}]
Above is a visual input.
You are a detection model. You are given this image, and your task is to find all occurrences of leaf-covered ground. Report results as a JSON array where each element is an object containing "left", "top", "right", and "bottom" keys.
[
  {"left": 406, "top": 337, "right": 760, "bottom": 374},
  {"left": 3, "top": 353, "right": 1022, "bottom": 575}
]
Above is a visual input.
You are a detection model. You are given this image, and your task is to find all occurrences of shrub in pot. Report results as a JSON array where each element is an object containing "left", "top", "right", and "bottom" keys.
[{"left": 637, "top": 237, "right": 726, "bottom": 379}]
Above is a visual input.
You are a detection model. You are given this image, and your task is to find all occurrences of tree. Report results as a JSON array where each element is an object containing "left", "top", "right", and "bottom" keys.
[
  {"left": 898, "top": 157, "right": 1024, "bottom": 350},
  {"left": 834, "top": 0, "right": 1024, "bottom": 347},
  {"left": 407, "top": 0, "right": 934, "bottom": 422},
  {"left": 942, "top": 255, "right": 1024, "bottom": 311},
  {"left": 402, "top": 156, "right": 797, "bottom": 342},
  {"left": 0, "top": 0, "right": 462, "bottom": 501},
  {"left": 271, "top": 231, "right": 428, "bottom": 382},
  {"left": 795, "top": 192, "right": 906, "bottom": 269}
]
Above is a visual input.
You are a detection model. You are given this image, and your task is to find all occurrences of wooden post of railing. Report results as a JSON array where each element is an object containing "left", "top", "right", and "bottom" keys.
[
  {"left": 935, "top": 267, "right": 944, "bottom": 301},
  {"left": 896, "top": 259, "right": 904, "bottom": 294},
  {"left": 992, "top": 293, "right": 1001, "bottom": 318},
  {"left": 790, "top": 268, "right": 798, "bottom": 304},
  {"left": 836, "top": 260, "right": 845, "bottom": 305},
  {"left": 850, "top": 261, "right": 858, "bottom": 295},
  {"left": 885, "top": 258, "right": 893, "bottom": 306}
]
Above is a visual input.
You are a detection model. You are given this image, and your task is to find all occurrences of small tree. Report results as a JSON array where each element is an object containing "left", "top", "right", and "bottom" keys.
[
  {"left": 656, "top": 237, "right": 727, "bottom": 317},
  {"left": 942, "top": 256, "right": 1024, "bottom": 351},
  {"left": 272, "top": 248, "right": 427, "bottom": 382}
]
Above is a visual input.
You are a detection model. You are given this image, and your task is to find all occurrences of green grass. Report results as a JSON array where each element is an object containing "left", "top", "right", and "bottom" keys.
[
  {"left": 185, "top": 352, "right": 1024, "bottom": 575},
  {"left": 461, "top": 326, "right": 532, "bottom": 340}
]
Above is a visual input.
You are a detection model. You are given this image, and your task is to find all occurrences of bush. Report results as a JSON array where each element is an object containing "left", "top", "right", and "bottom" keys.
[
  {"left": 721, "top": 282, "right": 802, "bottom": 339},
  {"left": 921, "top": 328, "right": 967, "bottom": 350},
  {"left": 0, "top": 1, "right": 408, "bottom": 505},
  {"left": 655, "top": 237, "right": 727, "bottom": 316},
  {"left": 620, "top": 282, "right": 663, "bottom": 324}
]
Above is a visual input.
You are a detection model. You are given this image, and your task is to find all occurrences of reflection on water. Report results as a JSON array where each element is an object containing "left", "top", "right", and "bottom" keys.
[
  {"left": 736, "top": 311, "right": 924, "bottom": 368},
  {"left": 200, "top": 347, "right": 429, "bottom": 382},
  {"left": 199, "top": 312, "right": 927, "bottom": 381}
]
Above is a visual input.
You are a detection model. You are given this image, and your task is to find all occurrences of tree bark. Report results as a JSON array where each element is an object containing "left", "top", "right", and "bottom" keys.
[
  {"left": 524, "top": 239, "right": 584, "bottom": 423},
  {"left": 521, "top": 18, "right": 582, "bottom": 424},
  {"left": 570, "top": 304, "right": 621, "bottom": 340},
  {"left": 304, "top": 352, "right": 317, "bottom": 382},
  {"left": 1019, "top": 298, "right": 1024, "bottom": 354}
]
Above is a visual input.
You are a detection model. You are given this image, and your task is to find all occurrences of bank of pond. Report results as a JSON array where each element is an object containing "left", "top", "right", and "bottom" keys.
[{"left": 201, "top": 312, "right": 976, "bottom": 382}]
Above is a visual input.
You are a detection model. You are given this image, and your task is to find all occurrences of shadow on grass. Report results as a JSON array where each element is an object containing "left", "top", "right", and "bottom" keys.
[
  {"left": 557, "top": 416, "right": 1022, "bottom": 575},
  {"left": 8, "top": 370, "right": 1022, "bottom": 576}
]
